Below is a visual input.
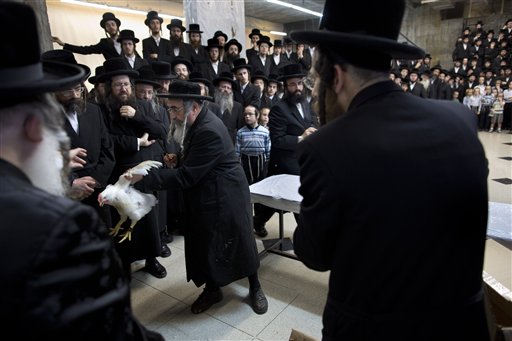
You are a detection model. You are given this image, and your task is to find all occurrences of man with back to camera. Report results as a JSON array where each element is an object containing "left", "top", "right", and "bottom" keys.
[
  {"left": 291, "top": 0, "right": 490, "bottom": 339},
  {"left": 0, "top": 3, "right": 163, "bottom": 340}
]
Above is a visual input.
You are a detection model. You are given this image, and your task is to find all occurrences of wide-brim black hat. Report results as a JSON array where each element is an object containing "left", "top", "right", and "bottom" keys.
[
  {"left": 251, "top": 70, "right": 268, "bottom": 84},
  {"left": 0, "top": 3, "right": 86, "bottom": 96},
  {"left": 171, "top": 57, "right": 193, "bottom": 72},
  {"left": 117, "top": 29, "right": 139, "bottom": 43},
  {"left": 151, "top": 61, "right": 177, "bottom": 80},
  {"left": 290, "top": 0, "right": 425, "bottom": 67},
  {"left": 277, "top": 63, "right": 306, "bottom": 81},
  {"left": 145, "top": 11, "right": 163, "bottom": 26},
  {"left": 187, "top": 23, "right": 203, "bottom": 33},
  {"left": 167, "top": 18, "right": 186, "bottom": 32},
  {"left": 257, "top": 36, "right": 273, "bottom": 48},
  {"left": 88, "top": 66, "right": 105, "bottom": 85},
  {"left": 41, "top": 49, "right": 91, "bottom": 81},
  {"left": 214, "top": 30, "right": 228, "bottom": 42},
  {"left": 249, "top": 28, "right": 262, "bottom": 39},
  {"left": 134, "top": 65, "right": 162, "bottom": 89},
  {"left": 157, "top": 80, "right": 212, "bottom": 101},
  {"left": 213, "top": 71, "right": 236, "bottom": 88},
  {"left": 224, "top": 39, "right": 242, "bottom": 53},
  {"left": 231, "top": 58, "right": 252, "bottom": 73},
  {"left": 205, "top": 38, "right": 222, "bottom": 50},
  {"left": 100, "top": 12, "right": 121, "bottom": 29},
  {"left": 189, "top": 71, "right": 212, "bottom": 88},
  {"left": 97, "top": 58, "right": 139, "bottom": 83}
]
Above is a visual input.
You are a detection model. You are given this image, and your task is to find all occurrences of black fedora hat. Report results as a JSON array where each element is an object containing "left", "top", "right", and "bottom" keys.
[
  {"left": 144, "top": 11, "right": 163, "bottom": 26},
  {"left": 268, "top": 73, "right": 280, "bottom": 84},
  {"left": 213, "top": 30, "right": 228, "bottom": 43},
  {"left": 231, "top": 58, "right": 252, "bottom": 73},
  {"left": 257, "top": 35, "right": 273, "bottom": 48},
  {"left": 274, "top": 39, "right": 283, "bottom": 48},
  {"left": 290, "top": 0, "right": 424, "bottom": 68},
  {"left": 171, "top": 57, "right": 193, "bottom": 72},
  {"left": 251, "top": 70, "right": 268, "bottom": 84},
  {"left": 97, "top": 58, "right": 139, "bottom": 83},
  {"left": 213, "top": 71, "right": 236, "bottom": 88},
  {"left": 117, "top": 29, "right": 139, "bottom": 43},
  {"left": 205, "top": 38, "right": 222, "bottom": 50},
  {"left": 100, "top": 12, "right": 121, "bottom": 29},
  {"left": 283, "top": 37, "right": 294, "bottom": 45},
  {"left": 0, "top": 3, "right": 85, "bottom": 96},
  {"left": 151, "top": 61, "right": 177, "bottom": 80},
  {"left": 167, "top": 18, "right": 186, "bottom": 32},
  {"left": 224, "top": 38, "right": 243, "bottom": 53},
  {"left": 187, "top": 23, "right": 203, "bottom": 33},
  {"left": 249, "top": 28, "right": 262, "bottom": 39},
  {"left": 157, "top": 80, "right": 212, "bottom": 101},
  {"left": 134, "top": 65, "right": 162, "bottom": 89},
  {"left": 278, "top": 63, "right": 306, "bottom": 81},
  {"left": 189, "top": 71, "right": 212, "bottom": 88},
  {"left": 41, "top": 49, "right": 91, "bottom": 81},
  {"left": 88, "top": 66, "right": 105, "bottom": 85}
]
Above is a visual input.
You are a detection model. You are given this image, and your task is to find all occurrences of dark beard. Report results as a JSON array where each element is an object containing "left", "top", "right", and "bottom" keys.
[
  {"left": 284, "top": 90, "right": 305, "bottom": 104},
  {"left": 106, "top": 93, "right": 138, "bottom": 115},
  {"left": 225, "top": 53, "right": 240, "bottom": 67},
  {"left": 170, "top": 36, "right": 181, "bottom": 45},
  {"left": 62, "top": 98, "right": 85, "bottom": 115}
]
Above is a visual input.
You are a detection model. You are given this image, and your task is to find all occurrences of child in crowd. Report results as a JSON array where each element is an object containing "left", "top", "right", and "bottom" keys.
[
  {"left": 452, "top": 90, "right": 460, "bottom": 102},
  {"left": 259, "top": 107, "right": 270, "bottom": 128},
  {"left": 464, "top": 87, "right": 482, "bottom": 116},
  {"left": 479, "top": 85, "right": 494, "bottom": 130},
  {"left": 489, "top": 92, "right": 505, "bottom": 133},
  {"left": 235, "top": 105, "right": 271, "bottom": 185}
]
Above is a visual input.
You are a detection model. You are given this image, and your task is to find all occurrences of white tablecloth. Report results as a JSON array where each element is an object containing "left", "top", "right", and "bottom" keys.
[{"left": 249, "top": 174, "right": 302, "bottom": 214}]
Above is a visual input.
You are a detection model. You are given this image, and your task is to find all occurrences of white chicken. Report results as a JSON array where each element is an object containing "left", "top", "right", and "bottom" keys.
[{"left": 98, "top": 160, "right": 162, "bottom": 243}]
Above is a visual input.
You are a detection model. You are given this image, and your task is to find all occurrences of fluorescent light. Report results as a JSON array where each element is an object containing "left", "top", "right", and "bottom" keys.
[
  {"left": 60, "top": 0, "right": 184, "bottom": 20},
  {"left": 265, "top": 0, "right": 322, "bottom": 18},
  {"left": 420, "top": 0, "right": 440, "bottom": 3},
  {"left": 270, "top": 31, "right": 287, "bottom": 36}
]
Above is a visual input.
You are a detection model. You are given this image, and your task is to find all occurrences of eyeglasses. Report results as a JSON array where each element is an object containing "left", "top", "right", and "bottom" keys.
[
  {"left": 61, "top": 86, "right": 84, "bottom": 97},
  {"left": 166, "top": 105, "right": 184, "bottom": 113}
]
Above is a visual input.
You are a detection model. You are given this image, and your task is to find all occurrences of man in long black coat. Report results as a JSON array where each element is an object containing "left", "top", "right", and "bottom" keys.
[
  {"left": 291, "top": 0, "right": 490, "bottom": 340},
  {"left": 132, "top": 81, "right": 268, "bottom": 316},
  {"left": 142, "top": 11, "right": 170, "bottom": 62}
]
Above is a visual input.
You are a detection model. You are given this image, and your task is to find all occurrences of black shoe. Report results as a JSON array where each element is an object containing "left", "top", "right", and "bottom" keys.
[
  {"left": 160, "top": 243, "right": 171, "bottom": 258},
  {"left": 145, "top": 258, "right": 167, "bottom": 278},
  {"left": 191, "top": 288, "right": 223, "bottom": 314},
  {"left": 254, "top": 225, "right": 268, "bottom": 238},
  {"left": 250, "top": 287, "right": 268, "bottom": 314},
  {"left": 162, "top": 231, "right": 174, "bottom": 244}
]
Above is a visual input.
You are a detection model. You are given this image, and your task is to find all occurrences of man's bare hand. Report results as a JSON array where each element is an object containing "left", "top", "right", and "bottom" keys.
[
  {"left": 301, "top": 127, "right": 318, "bottom": 139},
  {"left": 69, "top": 176, "right": 97, "bottom": 200},
  {"left": 69, "top": 147, "right": 87, "bottom": 168},
  {"left": 139, "top": 132, "right": 155, "bottom": 147},
  {"left": 120, "top": 105, "right": 136, "bottom": 119},
  {"left": 164, "top": 153, "right": 178, "bottom": 168},
  {"left": 52, "top": 36, "right": 64, "bottom": 46}
]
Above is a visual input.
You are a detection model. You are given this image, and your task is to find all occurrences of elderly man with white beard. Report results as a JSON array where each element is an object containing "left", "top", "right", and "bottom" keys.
[
  {"left": 212, "top": 71, "right": 244, "bottom": 145},
  {"left": 0, "top": 3, "right": 164, "bottom": 340},
  {"left": 98, "top": 57, "right": 169, "bottom": 279}
]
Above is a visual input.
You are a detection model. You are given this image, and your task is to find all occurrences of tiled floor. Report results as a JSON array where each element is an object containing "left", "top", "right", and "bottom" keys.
[{"left": 131, "top": 130, "right": 511, "bottom": 341}]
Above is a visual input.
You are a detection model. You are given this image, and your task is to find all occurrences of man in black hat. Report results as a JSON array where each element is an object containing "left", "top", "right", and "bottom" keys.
[
  {"left": 407, "top": 68, "right": 426, "bottom": 97},
  {"left": 151, "top": 61, "right": 177, "bottom": 93},
  {"left": 223, "top": 38, "right": 243, "bottom": 70},
  {"left": 213, "top": 71, "right": 245, "bottom": 144},
  {"left": 292, "top": 42, "right": 312, "bottom": 73},
  {"left": 199, "top": 38, "right": 231, "bottom": 83},
  {"left": 165, "top": 18, "right": 192, "bottom": 63},
  {"left": 98, "top": 58, "right": 169, "bottom": 279},
  {"left": 232, "top": 58, "right": 261, "bottom": 109},
  {"left": 142, "top": 11, "right": 170, "bottom": 62},
  {"left": 0, "top": 3, "right": 163, "bottom": 340},
  {"left": 42, "top": 50, "right": 115, "bottom": 228},
  {"left": 282, "top": 37, "right": 296, "bottom": 63},
  {"left": 290, "top": 0, "right": 490, "bottom": 339},
  {"left": 171, "top": 57, "right": 193, "bottom": 80},
  {"left": 128, "top": 80, "right": 268, "bottom": 316},
  {"left": 187, "top": 24, "right": 208, "bottom": 71},
  {"left": 88, "top": 65, "right": 107, "bottom": 105},
  {"left": 252, "top": 63, "right": 317, "bottom": 237},
  {"left": 118, "top": 30, "right": 148, "bottom": 70},
  {"left": 213, "top": 30, "right": 229, "bottom": 62},
  {"left": 251, "top": 70, "right": 272, "bottom": 110},
  {"left": 52, "top": 12, "right": 122, "bottom": 60},
  {"left": 269, "top": 39, "right": 286, "bottom": 76},
  {"left": 266, "top": 73, "right": 282, "bottom": 107},
  {"left": 247, "top": 28, "right": 262, "bottom": 60},
  {"left": 249, "top": 35, "right": 273, "bottom": 77}
]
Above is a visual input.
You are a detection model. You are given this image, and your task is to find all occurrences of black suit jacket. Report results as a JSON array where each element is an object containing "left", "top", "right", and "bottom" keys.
[
  {"left": 234, "top": 82, "right": 261, "bottom": 109},
  {"left": 408, "top": 82, "right": 426, "bottom": 98},
  {"left": 268, "top": 98, "right": 317, "bottom": 175},
  {"left": 292, "top": 50, "right": 312, "bottom": 73},
  {"left": 249, "top": 55, "right": 272, "bottom": 77},
  {"left": 199, "top": 61, "right": 231, "bottom": 83},
  {"left": 220, "top": 101, "right": 244, "bottom": 145},
  {"left": 66, "top": 102, "right": 115, "bottom": 188},
  {"left": 64, "top": 38, "right": 120, "bottom": 60},
  {"left": 142, "top": 36, "right": 171, "bottom": 62},
  {"left": 161, "top": 42, "right": 192, "bottom": 64},
  {"left": 293, "top": 80, "right": 489, "bottom": 340}
]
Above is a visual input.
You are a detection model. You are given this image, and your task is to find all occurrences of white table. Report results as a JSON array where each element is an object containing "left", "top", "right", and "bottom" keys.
[{"left": 249, "top": 174, "right": 302, "bottom": 259}]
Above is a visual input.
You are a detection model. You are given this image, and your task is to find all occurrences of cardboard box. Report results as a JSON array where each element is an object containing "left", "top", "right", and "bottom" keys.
[{"left": 483, "top": 239, "right": 512, "bottom": 338}]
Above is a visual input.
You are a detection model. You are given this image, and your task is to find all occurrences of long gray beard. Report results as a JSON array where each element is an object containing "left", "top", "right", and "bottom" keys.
[
  {"left": 168, "top": 120, "right": 185, "bottom": 148},
  {"left": 22, "top": 127, "right": 70, "bottom": 196},
  {"left": 215, "top": 91, "right": 233, "bottom": 113}
]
